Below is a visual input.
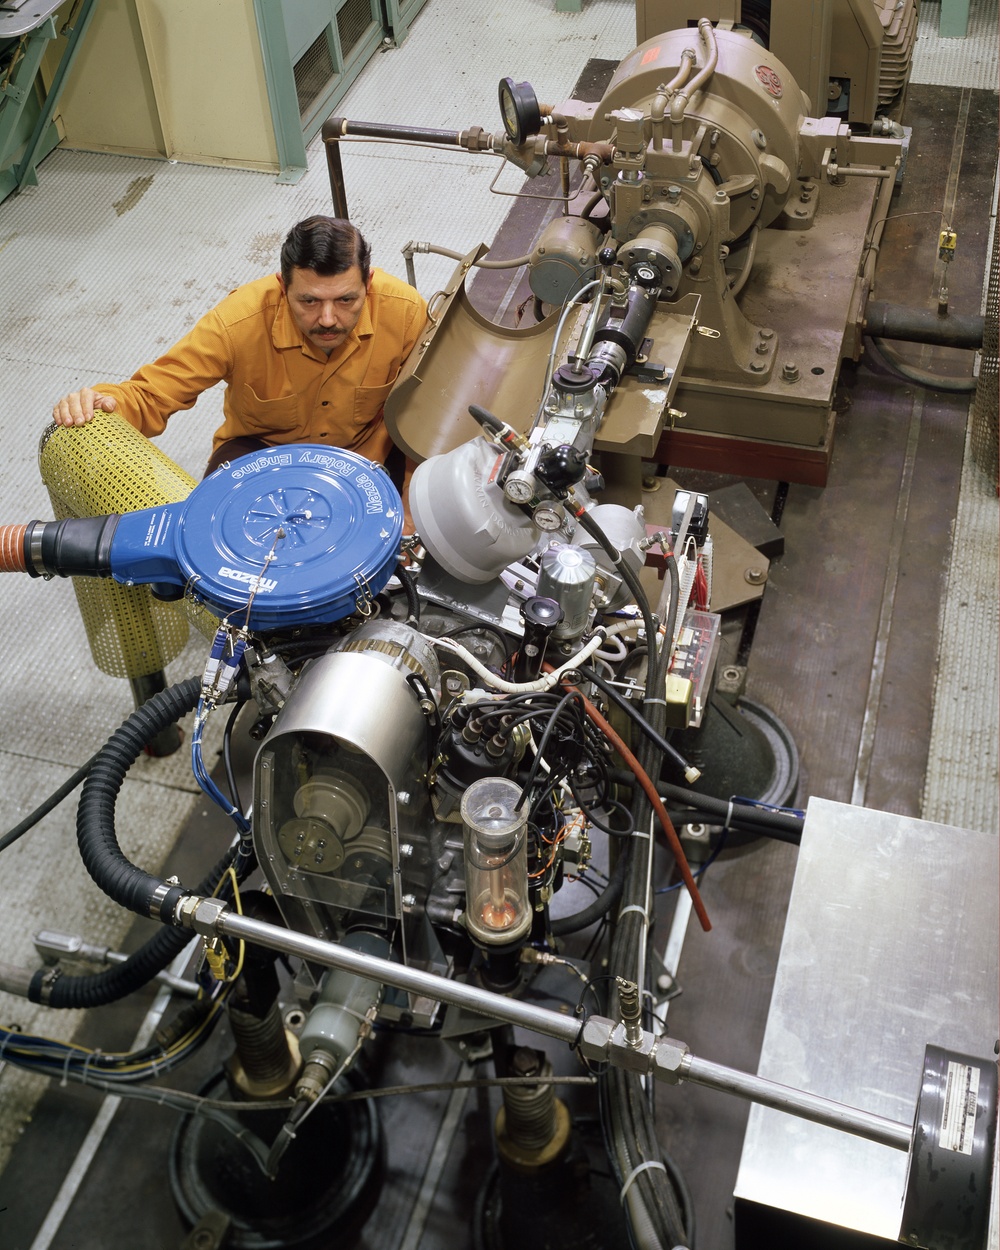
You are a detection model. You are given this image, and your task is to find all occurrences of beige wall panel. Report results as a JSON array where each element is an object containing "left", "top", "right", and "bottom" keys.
[
  {"left": 41, "top": 0, "right": 164, "bottom": 157},
  {"left": 134, "top": 0, "right": 279, "bottom": 170}
]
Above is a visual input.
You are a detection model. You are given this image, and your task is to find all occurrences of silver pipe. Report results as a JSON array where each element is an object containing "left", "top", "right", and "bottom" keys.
[
  {"left": 187, "top": 904, "right": 915, "bottom": 1153},
  {"left": 0, "top": 961, "right": 34, "bottom": 997},
  {"left": 212, "top": 910, "right": 583, "bottom": 1047},
  {"left": 681, "top": 1055, "right": 912, "bottom": 1151},
  {"left": 533, "top": 278, "right": 602, "bottom": 424},
  {"left": 573, "top": 277, "right": 609, "bottom": 364}
]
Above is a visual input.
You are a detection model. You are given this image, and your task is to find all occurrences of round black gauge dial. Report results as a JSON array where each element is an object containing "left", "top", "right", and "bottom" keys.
[{"left": 498, "top": 77, "right": 542, "bottom": 145}]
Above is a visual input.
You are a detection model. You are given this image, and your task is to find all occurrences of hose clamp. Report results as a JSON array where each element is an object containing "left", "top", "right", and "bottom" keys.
[
  {"left": 36, "top": 966, "right": 62, "bottom": 1005},
  {"left": 28, "top": 522, "right": 48, "bottom": 578},
  {"left": 148, "top": 883, "right": 174, "bottom": 922}
]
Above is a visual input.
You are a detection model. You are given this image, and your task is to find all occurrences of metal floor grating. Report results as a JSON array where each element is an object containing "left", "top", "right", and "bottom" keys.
[{"left": 912, "top": 0, "right": 1000, "bottom": 87}]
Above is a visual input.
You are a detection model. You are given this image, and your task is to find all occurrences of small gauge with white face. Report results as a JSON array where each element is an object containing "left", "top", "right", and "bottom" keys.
[
  {"left": 498, "top": 77, "right": 542, "bottom": 146},
  {"left": 532, "top": 503, "right": 565, "bottom": 532},
  {"left": 503, "top": 471, "right": 536, "bottom": 505}
]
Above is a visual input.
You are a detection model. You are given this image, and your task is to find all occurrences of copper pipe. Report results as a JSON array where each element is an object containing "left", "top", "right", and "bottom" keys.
[{"left": 0, "top": 524, "right": 28, "bottom": 573}]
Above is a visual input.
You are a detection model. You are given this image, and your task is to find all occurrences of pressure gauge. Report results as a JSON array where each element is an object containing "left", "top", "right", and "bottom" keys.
[
  {"left": 533, "top": 503, "right": 565, "bottom": 532},
  {"left": 503, "top": 471, "right": 536, "bottom": 505},
  {"left": 498, "top": 77, "right": 542, "bottom": 146}
]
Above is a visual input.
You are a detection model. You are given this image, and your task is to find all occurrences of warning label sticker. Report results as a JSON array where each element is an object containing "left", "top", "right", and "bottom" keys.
[{"left": 939, "top": 1060, "right": 979, "bottom": 1155}]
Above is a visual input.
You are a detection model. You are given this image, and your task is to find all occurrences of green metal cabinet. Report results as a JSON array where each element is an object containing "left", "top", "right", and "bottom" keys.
[
  {"left": 0, "top": 0, "right": 98, "bottom": 204},
  {"left": 383, "top": 0, "right": 430, "bottom": 43},
  {"left": 255, "top": 0, "right": 385, "bottom": 180}
]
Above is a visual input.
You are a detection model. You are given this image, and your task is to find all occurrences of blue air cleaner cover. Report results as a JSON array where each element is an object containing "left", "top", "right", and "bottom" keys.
[{"left": 112, "top": 446, "right": 403, "bottom": 629}]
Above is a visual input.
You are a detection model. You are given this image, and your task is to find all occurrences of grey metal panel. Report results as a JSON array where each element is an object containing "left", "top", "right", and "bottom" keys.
[
  {"left": 735, "top": 796, "right": 999, "bottom": 1241},
  {"left": 0, "top": 0, "right": 60, "bottom": 38}
]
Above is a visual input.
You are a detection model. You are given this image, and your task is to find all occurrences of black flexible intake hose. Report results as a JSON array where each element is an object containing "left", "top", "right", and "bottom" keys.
[
  {"left": 76, "top": 677, "right": 201, "bottom": 921},
  {"left": 28, "top": 677, "right": 248, "bottom": 1008},
  {"left": 33, "top": 852, "right": 235, "bottom": 1010}
]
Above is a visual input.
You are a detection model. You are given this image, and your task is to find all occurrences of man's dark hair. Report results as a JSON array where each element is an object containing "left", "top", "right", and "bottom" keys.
[{"left": 280, "top": 217, "right": 371, "bottom": 286}]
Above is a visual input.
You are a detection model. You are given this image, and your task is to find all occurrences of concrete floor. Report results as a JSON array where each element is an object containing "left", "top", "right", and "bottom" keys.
[{"left": 0, "top": 2, "right": 996, "bottom": 1248}]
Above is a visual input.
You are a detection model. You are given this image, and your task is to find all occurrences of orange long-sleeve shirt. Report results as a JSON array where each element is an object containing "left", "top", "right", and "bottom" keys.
[{"left": 95, "top": 269, "right": 427, "bottom": 465}]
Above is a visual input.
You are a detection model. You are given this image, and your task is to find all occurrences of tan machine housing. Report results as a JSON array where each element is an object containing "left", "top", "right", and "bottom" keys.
[
  {"left": 636, "top": 0, "right": 920, "bottom": 126},
  {"left": 384, "top": 20, "right": 902, "bottom": 485}
]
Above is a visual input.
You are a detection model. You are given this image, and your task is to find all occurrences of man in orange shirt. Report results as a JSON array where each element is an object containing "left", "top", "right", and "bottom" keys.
[{"left": 52, "top": 216, "right": 427, "bottom": 483}]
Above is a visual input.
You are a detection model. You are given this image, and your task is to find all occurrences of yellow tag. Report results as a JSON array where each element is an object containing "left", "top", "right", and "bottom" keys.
[
  {"left": 938, "top": 229, "right": 957, "bottom": 261},
  {"left": 204, "top": 938, "right": 228, "bottom": 980}
]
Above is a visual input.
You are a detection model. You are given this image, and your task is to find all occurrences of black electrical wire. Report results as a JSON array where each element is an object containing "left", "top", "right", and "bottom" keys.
[
  {"left": 577, "top": 663, "right": 694, "bottom": 779},
  {"left": 394, "top": 558, "right": 421, "bottom": 623},
  {"left": 222, "top": 696, "right": 248, "bottom": 816},
  {"left": 568, "top": 754, "right": 614, "bottom": 811},
  {"left": 562, "top": 870, "right": 602, "bottom": 897},
  {"left": 504, "top": 691, "right": 640, "bottom": 853},
  {"left": 515, "top": 689, "right": 583, "bottom": 811},
  {"left": 569, "top": 790, "right": 635, "bottom": 838},
  {"left": 573, "top": 971, "right": 617, "bottom": 1021},
  {"left": 657, "top": 551, "right": 681, "bottom": 687},
  {"left": 526, "top": 777, "right": 565, "bottom": 830},
  {"left": 0, "top": 750, "right": 100, "bottom": 855},
  {"left": 581, "top": 912, "right": 610, "bottom": 965}
]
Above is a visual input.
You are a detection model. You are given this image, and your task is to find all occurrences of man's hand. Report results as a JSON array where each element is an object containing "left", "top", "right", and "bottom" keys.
[{"left": 52, "top": 388, "right": 117, "bottom": 427}]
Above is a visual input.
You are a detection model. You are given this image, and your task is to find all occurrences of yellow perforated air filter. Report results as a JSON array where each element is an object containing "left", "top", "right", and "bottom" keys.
[{"left": 38, "top": 413, "right": 196, "bottom": 680}]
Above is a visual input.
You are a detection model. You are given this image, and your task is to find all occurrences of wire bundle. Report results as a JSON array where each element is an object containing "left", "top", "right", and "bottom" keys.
[{"left": 0, "top": 994, "right": 226, "bottom": 1086}]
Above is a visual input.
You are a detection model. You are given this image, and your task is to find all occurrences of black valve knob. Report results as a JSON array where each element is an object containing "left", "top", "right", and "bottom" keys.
[
  {"left": 552, "top": 362, "right": 598, "bottom": 394},
  {"left": 536, "top": 444, "right": 589, "bottom": 494},
  {"left": 598, "top": 246, "right": 617, "bottom": 268}
]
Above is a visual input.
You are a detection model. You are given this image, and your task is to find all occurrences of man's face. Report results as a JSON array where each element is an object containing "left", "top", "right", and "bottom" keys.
[{"left": 281, "top": 265, "right": 371, "bottom": 355}]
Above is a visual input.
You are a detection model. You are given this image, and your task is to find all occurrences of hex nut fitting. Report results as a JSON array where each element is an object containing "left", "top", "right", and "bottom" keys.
[
  {"left": 652, "top": 1037, "right": 690, "bottom": 1084},
  {"left": 579, "top": 1016, "right": 615, "bottom": 1062},
  {"left": 177, "top": 896, "right": 228, "bottom": 935}
]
